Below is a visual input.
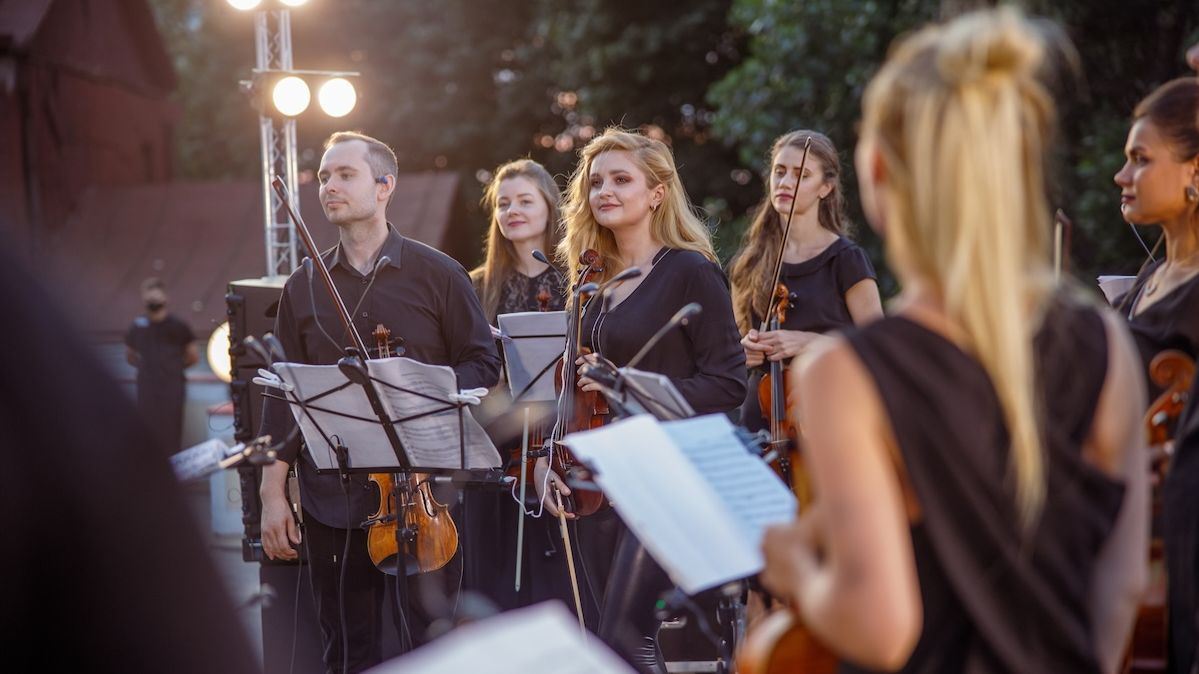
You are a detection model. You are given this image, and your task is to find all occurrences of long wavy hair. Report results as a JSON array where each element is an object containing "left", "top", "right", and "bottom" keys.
[
  {"left": 557, "top": 127, "right": 716, "bottom": 283},
  {"left": 470, "top": 159, "right": 562, "bottom": 321},
  {"left": 727, "top": 130, "right": 849, "bottom": 334},
  {"left": 860, "top": 6, "right": 1059, "bottom": 527}
]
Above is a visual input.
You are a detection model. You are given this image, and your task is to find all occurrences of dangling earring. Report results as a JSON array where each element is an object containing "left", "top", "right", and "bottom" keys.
[{"left": 1187, "top": 185, "right": 1199, "bottom": 203}]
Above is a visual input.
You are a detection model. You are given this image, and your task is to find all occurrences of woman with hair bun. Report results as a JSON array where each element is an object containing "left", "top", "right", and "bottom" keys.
[{"left": 758, "top": 8, "right": 1148, "bottom": 673}]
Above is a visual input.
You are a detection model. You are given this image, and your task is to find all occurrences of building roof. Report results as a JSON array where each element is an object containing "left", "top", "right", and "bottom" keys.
[{"left": 45, "top": 173, "right": 461, "bottom": 340}]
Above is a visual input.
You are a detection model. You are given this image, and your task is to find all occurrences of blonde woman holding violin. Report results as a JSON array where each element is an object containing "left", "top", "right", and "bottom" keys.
[
  {"left": 534, "top": 127, "right": 746, "bottom": 671},
  {"left": 757, "top": 8, "right": 1148, "bottom": 673}
]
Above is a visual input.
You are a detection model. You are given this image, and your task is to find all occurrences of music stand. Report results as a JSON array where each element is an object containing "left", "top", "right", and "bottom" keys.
[
  {"left": 268, "top": 354, "right": 503, "bottom": 652},
  {"left": 496, "top": 310, "right": 567, "bottom": 591},
  {"left": 613, "top": 367, "right": 694, "bottom": 421}
]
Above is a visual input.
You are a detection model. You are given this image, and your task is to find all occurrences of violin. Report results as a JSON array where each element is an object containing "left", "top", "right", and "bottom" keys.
[
  {"left": 757, "top": 282, "right": 800, "bottom": 490},
  {"left": 1123, "top": 349, "right": 1195, "bottom": 673},
  {"left": 549, "top": 249, "right": 609, "bottom": 517},
  {"left": 364, "top": 324, "right": 458, "bottom": 575}
]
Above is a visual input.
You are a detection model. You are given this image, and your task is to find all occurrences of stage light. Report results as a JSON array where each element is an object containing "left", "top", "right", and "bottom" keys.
[
  {"left": 272, "top": 76, "right": 311, "bottom": 116},
  {"left": 279, "top": 0, "right": 310, "bottom": 6},
  {"left": 317, "top": 78, "right": 357, "bottom": 118},
  {"left": 207, "top": 322, "right": 233, "bottom": 384},
  {"left": 226, "top": 0, "right": 263, "bottom": 10}
]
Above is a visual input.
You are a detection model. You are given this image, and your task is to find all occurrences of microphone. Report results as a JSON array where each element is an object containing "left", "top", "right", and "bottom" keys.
[
  {"left": 532, "top": 249, "right": 566, "bottom": 283},
  {"left": 626, "top": 302, "right": 702, "bottom": 370}
]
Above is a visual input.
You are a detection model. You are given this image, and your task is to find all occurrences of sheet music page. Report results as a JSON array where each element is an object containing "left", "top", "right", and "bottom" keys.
[
  {"left": 272, "top": 362, "right": 402, "bottom": 472},
  {"left": 660, "top": 414, "right": 797, "bottom": 543},
  {"left": 366, "top": 602, "right": 635, "bottom": 674},
  {"left": 496, "top": 310, "right": 566, "bottom": 403},
  {"left": 562, "top": 414, "right": 793, "bottom": 594},
  {"left": 1097, "top": 275, "right": 1137, "bottom": 304},
  {"left": 366, "top": 357, "right": 502, "bottom": 469}
]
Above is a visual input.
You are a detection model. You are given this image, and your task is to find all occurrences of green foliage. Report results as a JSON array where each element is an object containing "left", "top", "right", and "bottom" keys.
[{"left": 148, "top": 0, "right": 1198, "bottom": 282}]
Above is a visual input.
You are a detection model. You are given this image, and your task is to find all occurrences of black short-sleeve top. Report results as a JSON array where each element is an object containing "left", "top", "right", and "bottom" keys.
[
  {"left": 749, "top": 236, "right": 876, "bottom": 333},
  {"left": 742, "top": 237, "right": 875, "bottom": 430}
]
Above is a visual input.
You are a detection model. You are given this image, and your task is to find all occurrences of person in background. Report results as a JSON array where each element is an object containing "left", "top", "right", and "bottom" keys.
[{"left": 124, "top": 277, "right": 198, "bottom": 454}]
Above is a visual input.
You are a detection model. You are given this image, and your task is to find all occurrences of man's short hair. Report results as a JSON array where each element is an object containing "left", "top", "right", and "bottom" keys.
[
  {"left": 141, "top": 277, "right": 165, "bottom": 294},
  {"left": 324, "top": 131, "right": 398, "bottom": 181}
]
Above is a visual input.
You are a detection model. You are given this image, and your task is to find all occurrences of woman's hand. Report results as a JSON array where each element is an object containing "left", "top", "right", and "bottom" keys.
[
  {"left": 575, "top": 352, "right": 604, "bottom": 393},
  {"left": 756, "top": 329, "right": 825, "bottom": 361},
  {"left": 533, "top": 456, "right": 576, "bottom": 519},
  {"left": 742, "top": 329, "right": 770, "bottom": 368},
  {"left": 760, "top": 511, "right": 822, "bottom": 602}
]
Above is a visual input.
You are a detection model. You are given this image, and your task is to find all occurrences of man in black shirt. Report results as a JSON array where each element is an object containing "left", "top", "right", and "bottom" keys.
[
  {"left": 258, "top": 131, "right": 500, "bottom": 673},
  {"left": 124, "top": 277, "right": 198, "bottom": 454}
]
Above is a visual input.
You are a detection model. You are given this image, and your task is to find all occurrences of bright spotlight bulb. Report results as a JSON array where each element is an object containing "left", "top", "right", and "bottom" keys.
[
  {"left": 272, "top": 76, "right": 311, "bottom": 116},
  {"left": 207, "top": 322, "right": 233, "bottom": 384},
  {"left": 279, "top": 0, "right": 309, "bottom": 6},
  {"left": 226, "top": 0, "right": 262, "bottom": 10},
  {"left": 318, "top": 78, "right": 357, "bottom": 118}
]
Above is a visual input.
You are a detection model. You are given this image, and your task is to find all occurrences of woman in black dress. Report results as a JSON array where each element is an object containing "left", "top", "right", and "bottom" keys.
[
  {"left": 759, "top": 8, "right": 1149, "bottom": 673},
  {"left": 463, "top": 159, "right": 569, "bottom": 611},
  {"left": 533, "top": 127, "right": 747, "bottom": 670},
  {"left": 727, "top": 130, "right": 883, "bottom": 432},
  {"left": 1113, "top": 76, "right": 1199, "bottom": 673}
]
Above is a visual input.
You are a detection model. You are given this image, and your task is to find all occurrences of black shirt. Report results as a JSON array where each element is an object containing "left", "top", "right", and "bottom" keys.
[
  {"left": 580, "top": 248, "right": 746, "bottom": 415},
  {"left": 124, "top": 313, "right": 194, "bottom": 391},
  {"left": 260, "top": 225, "right": 501, "bottom": 528},
  {"left": 842, "top": 297, "right": 1122, "bottom": 673}
]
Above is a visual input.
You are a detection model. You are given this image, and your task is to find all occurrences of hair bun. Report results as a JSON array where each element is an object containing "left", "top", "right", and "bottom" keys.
[{"left": 935, "top": 6, "right": 1045, "bottom": 88}]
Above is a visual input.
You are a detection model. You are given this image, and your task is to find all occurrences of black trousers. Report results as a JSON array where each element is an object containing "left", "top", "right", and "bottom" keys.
[
  {"left": 303, "top": 514, "right": 460, "bottom": 674},
  {"left": 598, "top": 524, "right": 673, "bottom": 670}
]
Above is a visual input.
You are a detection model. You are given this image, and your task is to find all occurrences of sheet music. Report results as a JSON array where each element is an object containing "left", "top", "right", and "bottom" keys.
[
  {"left": 562, "top": 414, "right": 797, "bottom": 594},
  {"left": 171, "top": 438, "right": 233, "bottom": 482},
  {"left": 366, "top": 602, "right": 635, "bottom": 674},
  {"left": 365, "top": 358, "right": 501, "bottom": 469},
  {"left": 272, "top": 362, "right": 389, "bottom": 471},
  {"left": 1097, "top": 275, "right": 1137, "bottom": 305},
  {"left": 272, "top": 357, "right": 500, "bottom": 472},
  {"left": 497, "top": 310, "right": 566, "bottom": 403},
  {"left": 661, "top": 415, "right": 797, "bottom": 542}
]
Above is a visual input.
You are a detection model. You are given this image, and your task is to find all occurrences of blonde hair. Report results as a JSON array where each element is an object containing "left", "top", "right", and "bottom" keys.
[
  {"left": 470, "top": 159, "right": 563, "bottom": 322},
  {"left": 728, "top": 130, "right": 849, "bottom": 333},
  {"left": 557, "top": 127, "right": 717, "bottom": 282},
  {"left": 861, "top": 7, "right": 1058, "bottom": 526}
]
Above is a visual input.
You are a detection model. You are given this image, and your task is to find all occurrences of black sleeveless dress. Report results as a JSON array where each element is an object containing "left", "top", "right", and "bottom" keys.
[{"left": 840, "top": 297, "right": 1124, "bottom": 673}]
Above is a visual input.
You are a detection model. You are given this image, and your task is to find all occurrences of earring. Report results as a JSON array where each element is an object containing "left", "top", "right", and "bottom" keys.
[
  {"left": 651, "top": 203, "right": 658, "bottom": 212},
  {"left": 1187, "top": 185, "right": 1199, "bottom": 203}
]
